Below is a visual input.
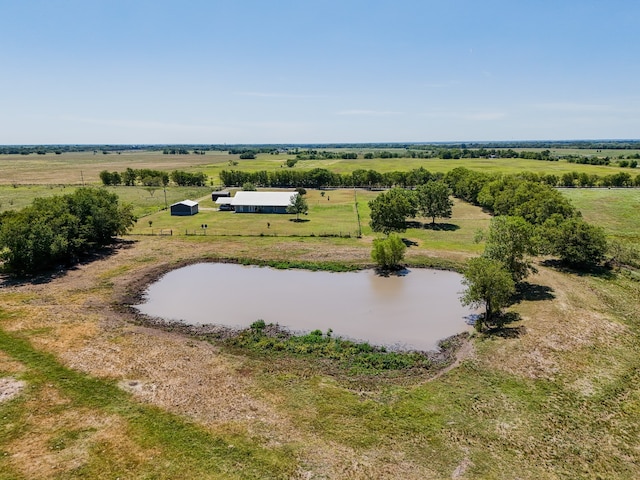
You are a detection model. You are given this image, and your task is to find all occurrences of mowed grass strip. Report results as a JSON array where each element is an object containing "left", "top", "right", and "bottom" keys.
[{"left": 0, "top": 321, "right": 298, "bottom": 479}]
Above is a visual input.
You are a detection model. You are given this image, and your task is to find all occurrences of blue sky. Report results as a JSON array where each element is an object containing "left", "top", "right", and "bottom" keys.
[{"left": 1, "top": 0, "right": 639, "bottom": 144}]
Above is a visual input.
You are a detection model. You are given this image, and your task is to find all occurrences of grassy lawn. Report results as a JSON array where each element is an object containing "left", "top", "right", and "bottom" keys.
[
  {"left": 560, "top": 188, "right": 640, "bottom": 242},
  {"left": 128, "top": 188, "right": 489, "bottom": 257},
  {"left": 131, "top": 188, "right": 361, "bottom": 237},
  {"left": 0, "top": 185, "right": 213, "bottom": 217}
]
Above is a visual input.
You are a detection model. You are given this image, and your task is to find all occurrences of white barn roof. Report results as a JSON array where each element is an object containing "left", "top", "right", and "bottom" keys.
[
  {"left": 215, "top": 197, "right": 233, "bottom": 205},
  {"left": 230, "top": 191, "right": 297, "bottom": 207}
]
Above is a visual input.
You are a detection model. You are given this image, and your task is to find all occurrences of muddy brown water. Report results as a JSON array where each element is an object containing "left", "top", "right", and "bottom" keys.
[{"left": 135, "top": 263, "right": 476, "bottom": 351}]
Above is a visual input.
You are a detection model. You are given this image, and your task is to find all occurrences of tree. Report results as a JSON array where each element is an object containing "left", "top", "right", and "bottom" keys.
[
  {"left": 368, "top": 188, "right": 416, "bottom": 235},
  {"left": 122, "top": 168, "right": 137, "bottom": 186},
  {"left": 242, "top": 182, "right": 257, "bottom": 191},
  {"left": 461, "top": 257, "right": 515, "bottom": 331},
  {"left": 483, "top": 216, "right": 537, "bottom": 282},
  {"left": 415, "top": 180, "right": 453, "bottom": 225},
  {"left": 371, "top": 233, "right": 406, "bottom": 270},
  {"left": 286, "top": 193, "right": 308, "bottom": 221},
  {"left": 0, "top": 188, "right": 135, "bottom": 273},
  {"left": 540, "top": 216, "right": 607, "bottom": 267}
]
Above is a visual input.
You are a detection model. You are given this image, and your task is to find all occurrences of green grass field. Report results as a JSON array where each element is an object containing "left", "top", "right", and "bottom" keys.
[{"left": 560, "top": 188, "right": 640, "bottom": 242}]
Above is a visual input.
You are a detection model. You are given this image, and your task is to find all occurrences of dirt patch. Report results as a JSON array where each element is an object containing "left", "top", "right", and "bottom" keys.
[
  {"left": 0, "top": 377, "right": 26, "bottom": 403},
  {"left": 478, "top": 266, "right": 627, "bottom": 380}
]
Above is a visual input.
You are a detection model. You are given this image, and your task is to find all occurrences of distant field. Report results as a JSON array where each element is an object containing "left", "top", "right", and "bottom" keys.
[
  {"left": 1, "top": 149, "right": 637, "bottom": 187},
  {"left": 0, "top": 150, "right": 227, "bottom": 185},
  {"left": 560, "top": 188, "right": 640, "bottom": 242}
]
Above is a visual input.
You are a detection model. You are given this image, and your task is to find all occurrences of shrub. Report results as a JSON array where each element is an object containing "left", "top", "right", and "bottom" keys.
[{"left": 371, "top": 234, "right": 406, "bottom": 269}]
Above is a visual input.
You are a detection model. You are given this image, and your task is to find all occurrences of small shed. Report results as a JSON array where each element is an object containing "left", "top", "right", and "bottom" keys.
[
  {"left": 231, "top": 191, "right": 297, "bottom": 214},
  {"left": 170, "top": 200, "right": 199, "bottom": 216},
  {"left": 211, "top": 191, "right": 231, "bottom": 201}
]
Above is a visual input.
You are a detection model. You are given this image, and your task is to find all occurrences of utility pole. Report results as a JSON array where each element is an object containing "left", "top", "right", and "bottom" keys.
[
  {"left": 163, "top": 186, "right": 168, "bottom": 210},
  {"left": 81, "top": 170, "right": 85, "bottom": 186}
]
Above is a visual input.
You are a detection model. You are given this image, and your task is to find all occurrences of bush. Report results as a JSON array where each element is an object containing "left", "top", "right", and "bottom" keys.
[{"left": 371, "top": 234, "right": 406, "bottom": 269}]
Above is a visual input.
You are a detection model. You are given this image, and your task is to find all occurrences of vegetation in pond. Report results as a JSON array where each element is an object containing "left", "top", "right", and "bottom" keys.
[{"left": 225, "top": 320, "right": 441, "bottom": 374}]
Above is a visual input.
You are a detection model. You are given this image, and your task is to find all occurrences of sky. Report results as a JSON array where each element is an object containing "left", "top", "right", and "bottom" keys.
[{"left": 1, "top": 0, "right": 640, "bottom": 144}]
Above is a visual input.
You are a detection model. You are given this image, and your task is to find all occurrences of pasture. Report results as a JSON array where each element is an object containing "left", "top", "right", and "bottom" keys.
[
  {"left": 0, "top": 148, "right": 639, "bottom": 479},
  {"left": 560, "top": 188, "right": 640, "bottom": 242},
  {"left": 1, "top": 148, "right": 637, "bottom": 188}
]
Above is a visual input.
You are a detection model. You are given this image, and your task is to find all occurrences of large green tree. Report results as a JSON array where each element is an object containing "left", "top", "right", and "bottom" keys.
[
  {"left": 368, "top": 188, "right": 416, "bottom": 235},
  {"left": 461, "top": 257, "right": 515, "bottom": 331},
  {"left": 415, "top": 180, "right": 454, "bottom": 225},
  {"left": 483, "top": 216, "right": 538, "bottom": 282}
]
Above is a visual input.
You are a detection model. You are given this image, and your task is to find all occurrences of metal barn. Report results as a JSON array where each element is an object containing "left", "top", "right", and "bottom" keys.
[{"left": 170, "top": 200, "right": 199, "bottom": 216}]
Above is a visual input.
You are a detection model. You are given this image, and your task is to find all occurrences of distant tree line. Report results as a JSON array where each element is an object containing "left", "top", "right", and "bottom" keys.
[
  {"left": 162, "top": 148, "right": 190, "bottom": 155},
  {"left": 4, "top": 140, "right": 640, "bottom": 156},
  {"left": 100, "top": 169, "right": 207, "bottom": 187},
  {"left": 0, "top": 188, "right": 135, "bottom": 273},
  {"left": 220, "top": 166, "right": 640, "bottom": 190}
]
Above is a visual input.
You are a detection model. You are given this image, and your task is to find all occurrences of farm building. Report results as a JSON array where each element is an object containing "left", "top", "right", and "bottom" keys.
[
  {"left": 170, "top": 200, "right": 199, "bottom": 216},
  {"left": 211, "top": 191, "right": 231, "bottom": 201},
  {"left": 230, "top": 191, "right": 297, "bottom": 214}
]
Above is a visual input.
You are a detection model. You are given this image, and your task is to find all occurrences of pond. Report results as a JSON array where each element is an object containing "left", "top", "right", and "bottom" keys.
[{"left": 135, "top": 263, "right": 475, "bottom": 351}]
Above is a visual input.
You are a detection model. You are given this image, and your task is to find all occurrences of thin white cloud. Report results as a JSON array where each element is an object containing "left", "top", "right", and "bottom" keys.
[{"left": 336, "top": 110, "right": 403, "bottom": 116}]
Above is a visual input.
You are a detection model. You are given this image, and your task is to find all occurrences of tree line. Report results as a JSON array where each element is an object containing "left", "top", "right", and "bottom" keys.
[
  {"left": 363, "top": 167, "right": 614, "bottom": 331},
  {"left": 220, "top": 166, "right": 640, "bottom": 189},
  {"left": 100, "top": 169, "right": 208, "bottom": 187}
]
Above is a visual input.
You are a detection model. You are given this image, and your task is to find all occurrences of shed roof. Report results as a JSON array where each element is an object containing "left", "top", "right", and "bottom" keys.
[
  {"left": 215, "top": 197, "right": 233, "bottom": 205},
  {"left": 171, "top": 199, "right": 199, "bottom": 207},
  {"left": 230, "top": 191, "right": 297, "bottom": 207}
]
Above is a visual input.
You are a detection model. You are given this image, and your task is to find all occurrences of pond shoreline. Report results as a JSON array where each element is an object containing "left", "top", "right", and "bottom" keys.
[{"left": 116, "top": 257, "right": 472, "bottom": 375}]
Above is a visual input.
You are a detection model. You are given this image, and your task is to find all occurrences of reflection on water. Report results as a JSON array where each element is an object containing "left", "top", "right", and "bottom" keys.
[{"left": 135, "top": 263, "right": 474, "bottom": 351}]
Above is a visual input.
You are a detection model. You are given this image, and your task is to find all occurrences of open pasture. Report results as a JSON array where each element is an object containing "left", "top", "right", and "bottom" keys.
[
  {"left": 1, "top": 148, "right": 635, "bottom": 189},
  {"left": 560, "top": 187, "right": 640, "bottom": 242},
  {"left": 0, "top": 150, "right": 227, "bottom": 186}
]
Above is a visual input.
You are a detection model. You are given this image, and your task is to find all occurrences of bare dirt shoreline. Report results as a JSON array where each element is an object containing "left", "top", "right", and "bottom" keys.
[{"left": 114, "top": 253, "right": 472, "bottom": 373}]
